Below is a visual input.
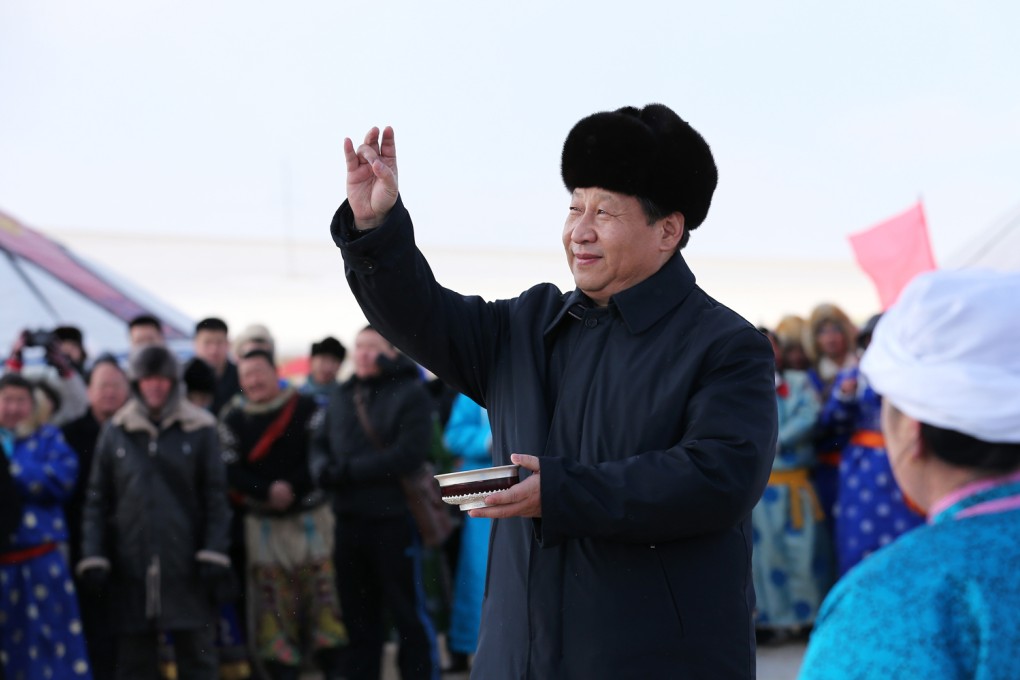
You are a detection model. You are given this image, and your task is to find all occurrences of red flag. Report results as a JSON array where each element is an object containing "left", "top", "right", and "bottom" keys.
[{"left": 848, "top": 202, "right": 937, "bottom": 310}]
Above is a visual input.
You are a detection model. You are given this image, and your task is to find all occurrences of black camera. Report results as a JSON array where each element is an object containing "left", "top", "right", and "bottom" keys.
[{"left": 24, "top": 329, "right": 56, "bottom": 348}]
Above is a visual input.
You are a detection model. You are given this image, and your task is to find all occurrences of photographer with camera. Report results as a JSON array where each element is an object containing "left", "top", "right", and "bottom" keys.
[{"left": 4, "top": 328, "right": 88, "bottom": 426}]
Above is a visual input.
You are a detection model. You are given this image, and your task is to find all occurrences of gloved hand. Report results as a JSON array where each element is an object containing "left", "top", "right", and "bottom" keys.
[
  {"left": 44, "top": 338, "right": 74, "bottom": 379},
  {"left": 198, "top": 559, "right": 238, "bottom": 605},
  {"left": 79, "top": 566, "right": 109, "bottom": 596},
  {"left": 3, "top": 330, "right": 29, "bottom": 373}
]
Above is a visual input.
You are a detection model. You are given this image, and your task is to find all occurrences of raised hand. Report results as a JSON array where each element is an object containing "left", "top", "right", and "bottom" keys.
[{"left": 344, "top": 126, "right": 399, "bottom": 230}]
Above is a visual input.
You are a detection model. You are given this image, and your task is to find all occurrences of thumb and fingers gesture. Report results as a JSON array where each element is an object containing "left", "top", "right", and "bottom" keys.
[
  {"left": 470, "top": 454, "right": 542, "bottom": 519},
  {"left": 344, "top": 126, "right": 399, "bottom": 229}
]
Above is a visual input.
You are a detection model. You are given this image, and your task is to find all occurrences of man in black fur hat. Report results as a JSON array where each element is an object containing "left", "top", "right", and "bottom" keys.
[
  {"left": 329, "top": 105, "right": 777, "bottom": 678},
  {"left": 299, "top": 336, "right": 347, "bottom": 409}
]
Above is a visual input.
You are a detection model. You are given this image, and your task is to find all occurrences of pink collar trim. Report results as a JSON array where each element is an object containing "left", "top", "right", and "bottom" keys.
[
  {"left": 955, "top": 495, "right": 1020, "bottom": 521},
  {"left": 928, "top": 468, "right": 1020, "bottom": 522}
]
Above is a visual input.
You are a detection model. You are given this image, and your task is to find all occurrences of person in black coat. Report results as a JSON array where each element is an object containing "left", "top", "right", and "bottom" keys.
[
  {"left": 311, "top": 327, "right": 440, "bottom": 680},
  {"left": 62, "top": 355, "right": 131, "bottom": 680},
  {"left": 329, "top": 105, "right": 778, "bottom": 679},
  {"left": 219, "top": 350, "right": 346, "bottom": 680},
  {"left": 192, "top": 317, "right": 242, "bottom": 416},
  {"left": 78, "top": 345, "right": 233, "bottom": 680}
]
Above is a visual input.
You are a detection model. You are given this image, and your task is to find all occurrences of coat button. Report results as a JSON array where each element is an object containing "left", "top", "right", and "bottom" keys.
[{"left": 584, "top": 317, "right": 598, "bottom": 328}]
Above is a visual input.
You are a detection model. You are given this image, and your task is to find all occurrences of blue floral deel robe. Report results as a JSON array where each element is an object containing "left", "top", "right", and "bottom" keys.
[
  {"left": 751, "top": 370, "right": 832, "bottom": 629},
  {"left": 820, "top": 367, "right": 923, "bottom": 576},
  {"left": 0, "top": 424, "right": 92, "bottom": 679}
]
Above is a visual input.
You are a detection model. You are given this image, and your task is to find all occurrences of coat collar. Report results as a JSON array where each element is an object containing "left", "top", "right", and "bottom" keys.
[
  {"left": 112, "top": 396, "right": 216, "bottom": 437},
  {"left": 237, "top": 385, "right": 298, "bottom": 416},
  {"left": 544, "top": 251, "right": 697, "bottom": 336}
]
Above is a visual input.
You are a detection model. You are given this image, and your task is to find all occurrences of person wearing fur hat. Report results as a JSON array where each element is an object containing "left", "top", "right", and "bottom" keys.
[
  {"left": 182, "top": 356, "right": 218, "bottom": 411},
  {"left": 800, "top": 269, "right": 1020, "bottom": 679},
  {"left": 233, "top": 323, "right": 276, "bottom": 360},
  {"left": 816, "top": 313, "right": 923, "bottom": 577},
  {"left": 329, "top": 106, "right": 777, "bottom": 678},
  {"left": 774, "top": 315, "right": 811, "bottom": 371},
  {"left": 803, "top": 303, "right": 858, "bottom": 396},
  {"left": 78, "top": 345, "right": 233, "bottom": 680},
  {"left": 803, "top": 303, "right": 859, "bottom": 537},
  {"left": 53, "top": 325, "right": 87, "bottom": 378},
  {"left": 299, "top": 336, "right": 347, "bottom": 409}
]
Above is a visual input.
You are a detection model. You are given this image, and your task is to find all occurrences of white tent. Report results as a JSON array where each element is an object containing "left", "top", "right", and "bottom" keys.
[
  {"left": 0, "top": 209, "right": 194, "bottom": 360},
  {"left": 943, "top": 201, "right": 1020, "bottom": 272}
]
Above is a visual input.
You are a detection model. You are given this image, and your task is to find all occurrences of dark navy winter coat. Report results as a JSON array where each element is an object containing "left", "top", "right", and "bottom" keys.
[{"left": 331, "top": 197, "right": 778, "bottom": 679}]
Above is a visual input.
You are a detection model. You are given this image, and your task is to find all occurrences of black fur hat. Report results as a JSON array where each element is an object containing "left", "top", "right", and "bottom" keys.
[
  {"left": 53, "top": 325, "right": 84, "bottom": 346},
  {"left": 311, "top": 336, "right": 346, "bottom": 362},
  {"left": 561, "top": 104, "right": 717, "bottom": 245},
  {"left": 129, "top": 345, "right": 179, "bottom": 384},
  {"left": 182, "top": 357, "right": 216, "bottom": 394}
]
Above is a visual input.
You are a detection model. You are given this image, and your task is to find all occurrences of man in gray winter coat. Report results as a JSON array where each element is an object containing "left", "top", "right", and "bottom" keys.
[{"left": 78, "top": 345, "right": 233, "bottom": 680}]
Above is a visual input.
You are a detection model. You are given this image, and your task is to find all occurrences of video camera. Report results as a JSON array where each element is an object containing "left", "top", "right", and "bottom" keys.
[{"left": 23, "top": 329, "right": 56, "bottom": 348}]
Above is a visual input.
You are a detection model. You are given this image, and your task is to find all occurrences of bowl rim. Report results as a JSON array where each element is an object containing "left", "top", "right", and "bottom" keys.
[{"left": 434, "top": 464, "right": 520, "bottom": 486}]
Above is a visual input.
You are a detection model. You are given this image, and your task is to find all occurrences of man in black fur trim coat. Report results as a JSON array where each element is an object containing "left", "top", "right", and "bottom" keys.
[
  {"left": 329, "top": 105, "right": 778, "bottom": 679},
  {"left": 79, "top": 344, "right": 232, "bottom": 680}
]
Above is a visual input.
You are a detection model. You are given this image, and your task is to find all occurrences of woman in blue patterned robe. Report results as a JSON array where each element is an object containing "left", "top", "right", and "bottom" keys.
[
  {"left": 751, "top": 333, "right": 830, "bottom": 635},
  {"left": 0, "top": 373, "right": 92, "bottom": 679},
  {"left": 820, "top": 365, "right": 923, "bottom": 576}
]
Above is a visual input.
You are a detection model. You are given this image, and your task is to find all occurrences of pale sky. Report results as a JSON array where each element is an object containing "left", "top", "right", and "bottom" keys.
[{"left": 2, "top": 2, "right": 1018, "bottom": 266}]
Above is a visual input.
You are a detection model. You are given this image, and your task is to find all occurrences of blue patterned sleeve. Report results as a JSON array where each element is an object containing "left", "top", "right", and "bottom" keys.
[
  {"left": 817, "top": 367, "right": 860, "bottom": 431},
  {"left": 11, "top": 426, "right": 79, "bottom": 505}
]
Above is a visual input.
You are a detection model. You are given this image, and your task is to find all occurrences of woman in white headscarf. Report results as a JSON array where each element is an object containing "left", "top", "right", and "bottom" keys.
[{"left": 800, "top": 269, "right": 1020, "bottom": 679}]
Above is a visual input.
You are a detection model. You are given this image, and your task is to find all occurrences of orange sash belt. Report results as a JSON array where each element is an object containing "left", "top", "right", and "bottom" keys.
[
  {"left": 767, "top": 468, "right": 825, "bottom": 530},
  {"left": 817, "top": 451, "right": 841, "bottom": 467},
  {"left": 850, "top": 430, "right": 885, "bottom": 449},
  {"left": 0, "top": 542, "right": 58, "bottom": 565}
]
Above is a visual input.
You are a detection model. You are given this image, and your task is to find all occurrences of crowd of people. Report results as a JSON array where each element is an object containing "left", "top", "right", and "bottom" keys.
[
  {"left": 0, "top": 315, "right": 492, "bottom": 680},
  {"left": 750, "top": 303, "right": 924, "bottom": 643},
  {"left": 3, "top": 99, "right": 1019, "bottom": 680}
]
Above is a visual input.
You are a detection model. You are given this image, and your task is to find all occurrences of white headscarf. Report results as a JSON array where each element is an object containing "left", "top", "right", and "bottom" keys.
[{"left": 860, "top": 268, "right": 1020, "bottom": 444}]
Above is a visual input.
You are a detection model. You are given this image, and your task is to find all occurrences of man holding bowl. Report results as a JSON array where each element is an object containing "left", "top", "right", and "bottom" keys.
[{"left": 330, "top": 104, "right": 777, "bottom": 679}]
